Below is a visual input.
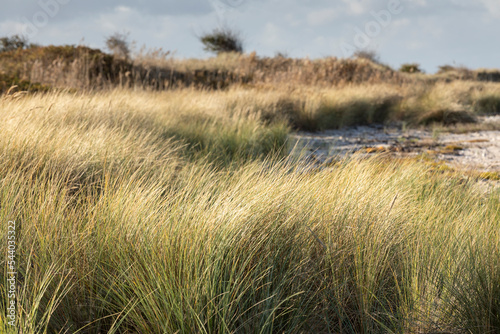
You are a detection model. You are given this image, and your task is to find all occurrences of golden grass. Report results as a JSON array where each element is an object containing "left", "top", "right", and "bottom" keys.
[
  {"left": 5, "top": 45, "right": 497, "bottom": 92},
  {"left": 2, "top": 45, "right": 500, "bottom": 130},
  {"left": 0, "top": 89, "right": 499, "bottom": 333},
  {"left": 3, "top": 79, "right": 500, "bottom": 137}
]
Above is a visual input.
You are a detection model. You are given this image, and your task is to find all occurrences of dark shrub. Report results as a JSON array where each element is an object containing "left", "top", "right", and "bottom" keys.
[
  {"left": 200, "top": 27, "right": 243, "bottom": 55},
  {"left": 399, "top": 63, "right": 422, "bottom": 74},
  {"left": 418, "top": 109, "right": 476, "bottom": 125},
  {"left": 0, "top": 35, "right": 29, "bottom": 52},
  {"left": 353, "top": 50, "right": 380, "bottom": 64},
  {"left": 474, "top": 95, "right": 500, "bottom": 114},
  {"left": 437, "top": 65, "right": 456, "bottom": 73},
  {"left": 0, "top": 73, "right": 51, "bottom": 94},
  {"left": 476, "top": 71, "right": 500, "bottom": 83}
]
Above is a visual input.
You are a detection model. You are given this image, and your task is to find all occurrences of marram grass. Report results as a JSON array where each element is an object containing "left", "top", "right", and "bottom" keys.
[{"left": 0, "top": 90, "right": 499, "bottom": 333}]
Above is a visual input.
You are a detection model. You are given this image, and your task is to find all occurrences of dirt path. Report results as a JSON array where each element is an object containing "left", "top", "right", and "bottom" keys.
[{"left": 290, "top": 117, "right": 500, "bottom": 172}]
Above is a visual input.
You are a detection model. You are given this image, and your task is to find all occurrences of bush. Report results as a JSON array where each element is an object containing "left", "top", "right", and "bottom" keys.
[
  {"left": 0, "top": 35, "right": 29, "bottom": 52},
  {"left": 418, "top": 109, "right": 476, "bottom": 125},
  {"left": 200, "top": 27, "right": 243, "bottom": 55},
  {"left": 315, "top": 95, "right": 400, "bottom": 130},
  {"left": 399, "top": 63, "right": 422, "bottom": 73},
  {"left": 0, "top": 45, "right": 132, "bottom": 89},
  {"left": 437, "top": 65, "right": 456, "bottom": 74},
  {"left": 353, "top": 49, "right": 380, "bottom": 64},
  {"left": 0, "top": 73, "right": 51, "bottom": 95},
  {"left": 105, "top": 32, "right": 131, "bottom": 60},
  {"left": 474, "top": 95, "right": 500, "bottom": 114},
  {"left": 476, "top": 70, "right": 500, "bottom": 82}
]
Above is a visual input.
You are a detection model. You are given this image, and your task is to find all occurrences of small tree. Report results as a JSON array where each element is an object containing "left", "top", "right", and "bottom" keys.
[
  {"left": 200, "top": 27, "right": 243, "bottom": 55},
  {"left": 105, "top": 32, "right": 131, "bottom": 60},
  {"left": 399, "top": 63, "right": 423, "bottom": 74},
  {"left": 0, "top": 35, "right": 29, "bottom": 52},
  {"left": 353, "top": 49, "right": 380, "bottom": 64}
]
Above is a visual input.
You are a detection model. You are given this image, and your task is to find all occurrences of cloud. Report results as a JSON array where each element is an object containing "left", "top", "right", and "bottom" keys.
[
  {"left": 307, "top": 8, "right": 338, "bottom": 26},
  {"left": 259, "top": 22, "right": 287, "bottom": 50},
  {"left": 409, "top": 0, "right": 428, "bottom": 7},
  {"left": 348, "top": 2, "right": 366, "bottom": 15},
  {"left": 479, "top": 0, "right": 500, "bottom": 17},
  {"left": 0, "top": 20, "right": 27, "bottom": 36},
  {"left": 0, "top": 0, "right": 213, "bottom": 23}
]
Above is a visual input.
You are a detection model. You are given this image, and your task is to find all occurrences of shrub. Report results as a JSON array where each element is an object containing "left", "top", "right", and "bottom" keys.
[
  {"left": 353, "top": 49, "right": 380, "bottom": 64},
  {"left": 418, "top": 109, "right": 476, "bottom": 125},
  {"left": 105, "top": 32, "right": 131, "bottom": 60},
  {"left": 200, "top": 27, "right": 243, "bottom": 55},
  {"left": 0, "top": 45, "right": 132, "bottom": 89},
  {"left": 0, "top": 73, "right": 51, "bottom": 95},
  {"left": 436, "top": 65, "right": 475, "bottom": 81},
  {"left": 315, "top": 95, "right": 400, "bottom": 130},
  {"left": 437, "top": 65, "right": 456, "bottom": 74},
  {"left": 476, "top": 70, "right": 500, "bottom": 83},
  {"left": 399, "top": 63, "right": 422, "bottom": 73},
  {"left": 0, "top": 35, "right": 29, "bottom": 52},
  {"left": 474, "top": 95, "right": 500, "bottom": 114}
]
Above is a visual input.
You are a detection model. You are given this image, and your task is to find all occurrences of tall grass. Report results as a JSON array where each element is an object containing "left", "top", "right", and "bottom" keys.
[
  {"left": 186, "top": 82, "right": 500, "bottom": 131},
  {"left": 0, "top": 90, "right": 499, "bottom": 333},
  {"left": 3, "top": 44, "right": 499, "bottom": 94},
  {"left": 3, "top": 44, "right": 500, "bottom": 131}
]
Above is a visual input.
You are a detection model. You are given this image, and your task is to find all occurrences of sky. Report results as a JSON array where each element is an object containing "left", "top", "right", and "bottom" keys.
[{"left": 0, "top": 0, "right": 499, "bottom": 73}]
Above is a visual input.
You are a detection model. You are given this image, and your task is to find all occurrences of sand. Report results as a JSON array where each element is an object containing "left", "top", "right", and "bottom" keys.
[{"left": 290, "top": 117, "right": 500, "bottom": 173}]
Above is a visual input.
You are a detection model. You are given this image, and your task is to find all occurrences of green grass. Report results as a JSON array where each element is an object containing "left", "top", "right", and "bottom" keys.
[{"left": 0, "top": 90, "right": 499, "bottom": 333}]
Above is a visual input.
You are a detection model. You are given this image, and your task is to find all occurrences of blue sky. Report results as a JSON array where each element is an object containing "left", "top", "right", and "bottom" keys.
[{"left": 1, "top": 0, "right": 499, "bottom": 73}]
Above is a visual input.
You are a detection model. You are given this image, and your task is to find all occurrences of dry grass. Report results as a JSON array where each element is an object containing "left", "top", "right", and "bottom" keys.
[
  {"left": 0, "top": 90, "right": 499, "bottom": 333},
  {"left": 207, "top": 81, "right": 500, "bottom": 130},
  {"left": 1, "top": 45, "right": 500, "bottom": 333},
  {"left": 6, "top": 45, "right": 499, "bottom": 93},
  {"left": 2, "top": 45, "right": 500, "bottom": 132}
]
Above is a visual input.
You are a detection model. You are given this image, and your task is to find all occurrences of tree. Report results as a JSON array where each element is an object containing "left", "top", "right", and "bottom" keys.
[
  {"left": 105, "top": 32, "right": 131, "bottom": 60},
  {"left": 200, "top": 27, "right": 243, "bottom": 55},
  {"left": 0, "top": 35, "right": 29, "bottom": 52}
]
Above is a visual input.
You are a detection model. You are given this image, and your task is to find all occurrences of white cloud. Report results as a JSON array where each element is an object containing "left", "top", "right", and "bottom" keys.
[
  {"left": 115, "top": 6, "right": 132, "bottom": 14},
  {"left": 307, "top": 8, "right": 338, "bottom": 26},
  {"left": 342, "top": 0, "right": 367, "bottom": 15},
  {"left": 0, "top": 20, "right": 26, "bottom": 35},
  {"left": 410, "top": 0, "right": 428, "bottom": 7},
  {"left": 479, "top": 0, "right": 500, "bottom": 17}
]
